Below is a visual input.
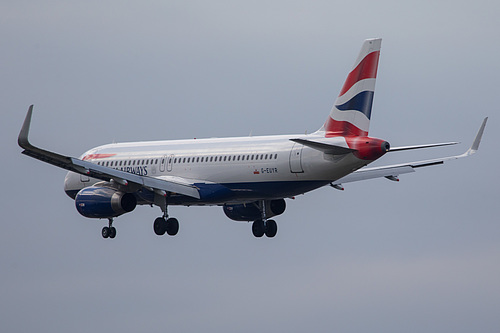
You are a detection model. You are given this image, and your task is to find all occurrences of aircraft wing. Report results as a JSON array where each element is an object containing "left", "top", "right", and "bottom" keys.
[
  {"left": 331, "top": 117, "right": 488, "bottom": 188},
  {"left": 18, "top": 106, "right": 201, "bottom": 199}
]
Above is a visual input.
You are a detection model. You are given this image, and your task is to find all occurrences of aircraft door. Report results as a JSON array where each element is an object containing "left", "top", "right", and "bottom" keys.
[
  {"left": 289, "top": 143, "right": 304, "bottom": 173},
  {"left": 159, "top": 155, "right": 167, "bottom": 172},
  {"left": 167, "top": 154, "right": 174, "bottom": 172}
]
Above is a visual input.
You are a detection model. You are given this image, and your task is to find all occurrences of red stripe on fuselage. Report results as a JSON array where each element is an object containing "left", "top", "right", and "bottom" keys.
[
  {"left": 82, "top": 154, "right": 116, "bottom": 161},
  {"left": 338, "top": 51, "right": 380, "bottom": 97}
]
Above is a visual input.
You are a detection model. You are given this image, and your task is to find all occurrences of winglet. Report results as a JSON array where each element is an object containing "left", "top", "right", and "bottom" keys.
[
  {"left": 18, "top": 105, "right": 34, "bottom": 150},
  {"left": 462, "top": 117, "right": 488, "bottom": 157}
]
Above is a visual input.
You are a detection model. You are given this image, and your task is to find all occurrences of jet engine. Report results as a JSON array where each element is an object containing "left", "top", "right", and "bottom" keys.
[
  {"left": 75, "top": 186, "right": 137, "bottom": 218},
  {"left": 223, "top": 199, "right": 286, "bottom": 221}
]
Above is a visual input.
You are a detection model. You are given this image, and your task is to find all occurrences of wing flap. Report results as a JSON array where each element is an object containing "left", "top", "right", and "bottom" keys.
[{"left": 332, "top": 165, "right": 415, "bottom": 185}]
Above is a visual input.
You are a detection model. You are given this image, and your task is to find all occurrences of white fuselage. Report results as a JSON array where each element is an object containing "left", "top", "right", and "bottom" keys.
[{"left": 64, "top": 133, "right": 372, "bottom": 206}]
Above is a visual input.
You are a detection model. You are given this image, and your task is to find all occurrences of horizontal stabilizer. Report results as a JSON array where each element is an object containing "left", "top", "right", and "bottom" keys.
[
  {"left": 290, "top": 138, "right": 356, "bottom": 155},
  {"left": 389, "top": 141, "right": 458, "bottom": 152}
]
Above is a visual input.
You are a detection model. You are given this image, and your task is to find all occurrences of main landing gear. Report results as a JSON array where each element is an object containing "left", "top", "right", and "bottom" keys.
[
  {"left": 102, "top": 218, "right": 117, "bottom": 239},
  {"left": 153, "top": 195, "right": 179, "bottom": 236},
  {"left": 153, "top": 216, "right": 179, "bottom": 236},
  {"left": 251, "top": 200, "right": 278, "bottom": 238},
  {"left": 252, "top": 219, "right": 277, "bottom": 238}
]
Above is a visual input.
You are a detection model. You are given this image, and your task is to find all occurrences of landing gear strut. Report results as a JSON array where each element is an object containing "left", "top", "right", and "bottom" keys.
[
  {"left": 252, "top": 201, "right": 278, "bottom": 238},
  {"left": 102, "top": 218, "right": 117, "bottom": 239}
]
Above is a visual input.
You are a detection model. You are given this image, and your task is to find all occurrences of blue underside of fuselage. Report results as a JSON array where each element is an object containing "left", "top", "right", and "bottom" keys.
[{"left": 65, "top": 180, "right": 330, "bottom": 205}]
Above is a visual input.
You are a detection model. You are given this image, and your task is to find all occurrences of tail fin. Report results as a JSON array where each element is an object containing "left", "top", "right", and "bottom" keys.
[{"left": 321, "top": 38, "right": 382, "bottom": 137}]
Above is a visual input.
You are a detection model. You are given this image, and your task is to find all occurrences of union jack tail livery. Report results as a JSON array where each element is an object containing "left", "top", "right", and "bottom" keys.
[{"left": 322, "top": 38, "right": 381, "bottom": 137}]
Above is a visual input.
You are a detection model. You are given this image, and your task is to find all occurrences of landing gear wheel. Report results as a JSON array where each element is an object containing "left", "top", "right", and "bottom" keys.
[
  {"left": 102, "top": 218, "right": 116, "bottom": 239},
  {"left": 154, "top": 217, "right": 166, "bottom": 236},
  {"left": 265, "top": 220, "right": 277, "bottom": 238},
  {"left": 102, "top": 226, "right": 110, "bottom": 239},
  {"left": 109, "top": 227, "right": 117, "bottom": 239},
  {"left": 166, "top": 218, "right": 179, "bottom": 236},
  {"left": 252, "top": 219, "right": 265, "bottom": 238}
]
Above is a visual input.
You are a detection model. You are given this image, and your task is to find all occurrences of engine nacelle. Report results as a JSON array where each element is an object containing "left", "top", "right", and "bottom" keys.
[
  {"left": 223, "top": 199, "right": 286, "bottom": 221},
  {"left": 75, "top": 186, "right": 137, "bottom": 218}
]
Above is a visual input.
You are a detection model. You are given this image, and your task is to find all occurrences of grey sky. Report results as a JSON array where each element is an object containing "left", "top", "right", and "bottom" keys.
[{"left": 1, "top": 1, "right": 499, "bottom": 332}]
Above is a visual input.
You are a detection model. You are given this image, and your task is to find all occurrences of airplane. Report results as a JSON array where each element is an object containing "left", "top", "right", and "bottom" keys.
[{"left": 18, "top": 38, "right": 487, "bottom": 239}]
